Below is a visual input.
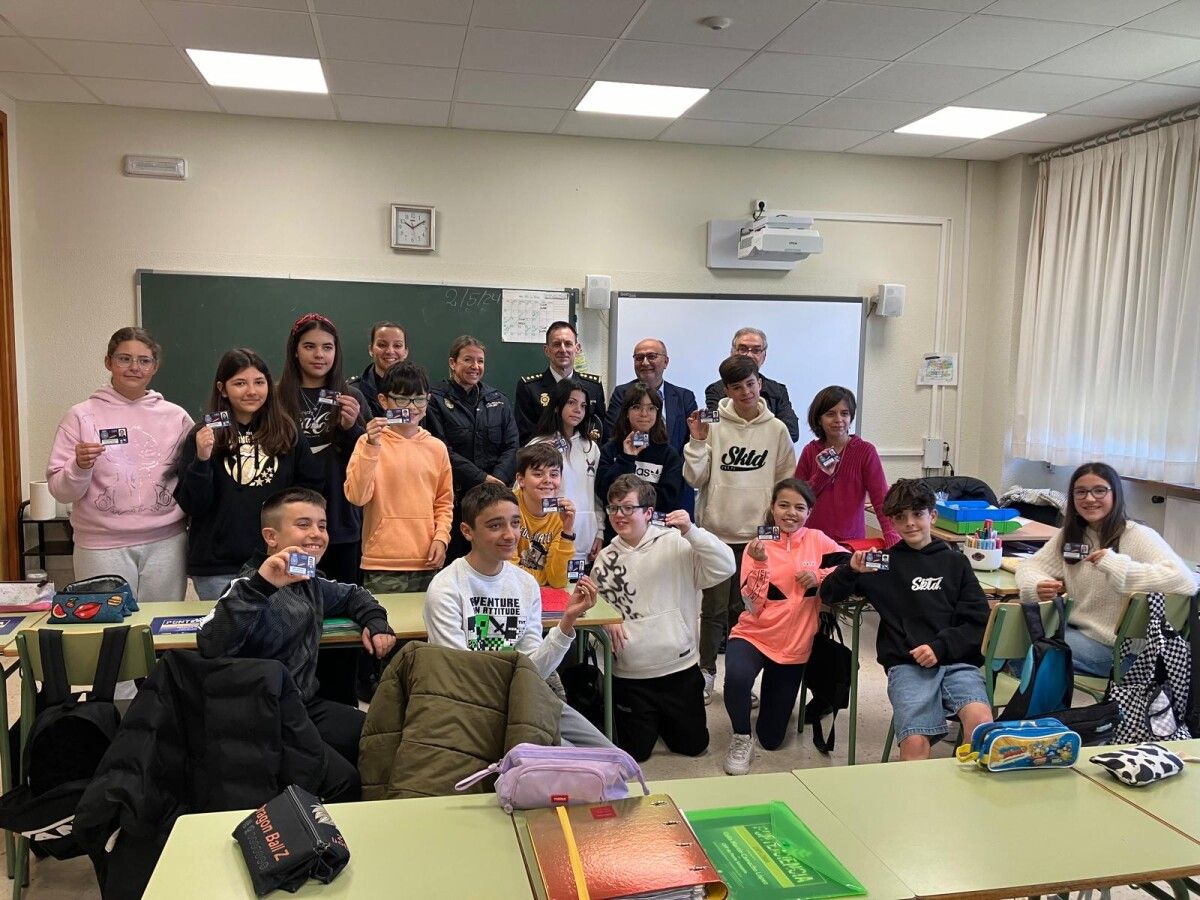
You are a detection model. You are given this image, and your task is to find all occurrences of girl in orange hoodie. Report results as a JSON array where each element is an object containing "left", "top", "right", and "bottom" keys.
[{"left": 722, "top": 478, "right": 842, "bottom": 775}]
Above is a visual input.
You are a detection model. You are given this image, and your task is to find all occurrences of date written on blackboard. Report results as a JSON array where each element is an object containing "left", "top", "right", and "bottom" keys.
[{"left": 445, "top": 288, "right": 501, "bottom": 312}]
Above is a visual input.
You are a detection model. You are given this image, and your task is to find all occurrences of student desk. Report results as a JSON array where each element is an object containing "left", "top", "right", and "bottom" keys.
[
  {"left": 1074, "top": 739, "right": 1200, "bottom": 845},
  {"left": 143, "top": 793, "right": 529, "bottom": 899},
  {"left": 793, "top": 758, "right": 1200, "bottom": 899},
  {"left": 654, "top": 772, "right": 913, "bottom": 899},
  {"left": 934, "top": 518, "right": 1059, "bottom": 545},
  {"left": 972, "top": 567, "right": 1019, "bottom": 598}
]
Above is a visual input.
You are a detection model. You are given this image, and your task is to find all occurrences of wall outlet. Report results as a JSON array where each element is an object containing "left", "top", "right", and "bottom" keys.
[{"left": 923, "top": 438, "right": 943, "bottom": 469}]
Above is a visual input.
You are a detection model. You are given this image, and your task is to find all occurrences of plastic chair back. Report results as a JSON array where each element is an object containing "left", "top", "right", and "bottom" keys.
[
  {"left": 16, "top": 624, "right": 156, "bottom": 686},
  {"left": 983, "top": 598, "right": 1072, "bottom": 664}
]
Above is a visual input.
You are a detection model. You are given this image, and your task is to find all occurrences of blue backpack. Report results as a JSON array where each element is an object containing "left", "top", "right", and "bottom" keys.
[{"left": 999, "top": 598, "right": 1073, "bottom": 721}]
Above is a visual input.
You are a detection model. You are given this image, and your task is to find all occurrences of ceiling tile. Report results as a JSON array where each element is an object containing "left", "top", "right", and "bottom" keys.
[
  {"left": 903, "top": 15, "right": 1104, "bottom": 69},
  {"left": 1064, "top": 81, "right": 1200, "bottom": 118},
  {"left": 627, "top": 0, "right": 815, "bottom": 51},
  {"left": 312, "top": 0, "right": 472, "bottom": 25},
  {"left": 685, "top": 89, "right": 826, "bottom": 124},
  {"left": 852, "top": 0, "right": 989, "bottom": 9},
  {"left": 999, "top": 112, "right": 1134, "bottom": 142},
  {"left": 556, "top": 111, "right": 672, "bottom": 140},
  {"left": 0, "top": 36, "right": 58, "bottom": 73},
  {"left": 958, "top": 72, "right": 1129, "bottom": 113},
  {"left": 0, "top": 71, "right": 95, "bottom": 101},
  {"left": 1032, "top": 29, "right": 1200, "bottom": 80},
  {"left": 793, "top": 97, "right": 934, "bottom": 130},
  {"left": 455, "top": 70, "right": 584, "bottom": 108},
  {"left": 470, "top": 0, "right": 642, "bottom": 38},
  {"left": 35, "top": 40, "right": 198, "bottom": 81},
  {"left": 461, "top": 28, "right": 612, "bottom": 77},
  {"left": 722, "top": 53, "right": 885, "bottom": 95},
  {"left": 450, "top": 102, "right": 564, "bottom": 133},
  {"left": 769, "top": 2, "right": 965, "bottom": 60},
  {"left": 334, "top": 94, "right": 449, "bottom": 125},
  {"left": 846, "top": 132, "right": 970, "bottom": 155},
  {"left": 323, "top": 59, "right": 455, "bottom": 100},
  {"left": 597, "top": 41, "right": 752, "bottom": 88},
  {"left": 213, "top": 87, "right": 336, "bottom": 119},
  {"left": 0, "top": 20, "right": 12, "bottom": 36},
  {"left": 844, "top": 62, "right": 1008, "bottom": 103},
  {"left": 168, "top": 0, "right": 308, "bottom": 9},
  {"left": 1128, "top": 0, "right": 1200, "bottom": 37},
  {"left": 981, "top": 0, "right": 1176, "bottom": 26},
  {"left": 1150, "top": 59, "right": 1200, "bottom": 85},
  {"left": 656, "top": 118, "right": 778, "bottom": 145},
  {"left": 936, "top": 137, "right": 1059, "bottom": 159},
  {"left": 755, "top": 125, "right": 880, "bottom": 150},
  {"left": 79, "top": 76, "right": 219, "bottom": 111},
  {"left": 145, "top": 1, "right": 317, "bottom": 56},
  {"left": 316, "top": 15, "right": 464, "bottom": 68},
  {"left": 0, "top": 0, "right": 169, "bottom": 44}
]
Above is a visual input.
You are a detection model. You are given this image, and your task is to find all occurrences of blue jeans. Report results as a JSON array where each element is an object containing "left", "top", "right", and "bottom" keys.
[
  {"left": 887, "top": 663, "right": 989, "bottom": 743},
  {"left": 1065, "top": 624, "right": 1127, "bottom": 678}
]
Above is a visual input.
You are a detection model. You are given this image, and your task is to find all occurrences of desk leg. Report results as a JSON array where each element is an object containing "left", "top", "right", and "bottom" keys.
[
  {"left": 0, "top": 661, "right": 15, "bottom": 877},
  {"left": 848, "top": 606, "right": 862, "bottom": 767},
  {"left": 580, "top": 627, "right": 614, "bottom": 741}
]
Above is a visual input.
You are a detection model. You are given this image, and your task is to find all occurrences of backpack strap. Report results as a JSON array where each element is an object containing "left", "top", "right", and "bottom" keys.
[
  {"left": 37, "top": 629, "right": 72, "bottom": 707},
  {"left": 1021, "top": 600, "right": 1049, "bottom": 644},
  {"left": 88, "top": 625, "right": 131, "bottom": 703},
  {"left": 1186, "top": 592, "right": 1199, "bottom": 733}
]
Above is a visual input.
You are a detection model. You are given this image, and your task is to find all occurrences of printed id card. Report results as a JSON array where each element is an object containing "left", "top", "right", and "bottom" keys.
[
  {"left": 287, "top": 551, "right": 317, "bottom": 578},
  {"left": 98, "top": 427, "right": 128, "bottom": 446},
  {"left": 864, "top": 550, "right": 890, "bottom": 572},
  {"left": 817, "top": 447, "right": 841, "bottom": 470},
  {"left": 318, "top": 389, "right": 340, "bottom": 406},
  {"left": 631, "top": 431, "right": 650, "bottom": 449},
  {"left": 698, "top": 409, "right": 720, "bottom": 425},
  {"left": 384, "top": 407, "right": 411, "bottom": 423},
  {"left": 542, "top": 497, "right": 562, "bottom": 513},
  {"left": 567, "top": 559, "right": 586, "bottom": 582},
  {"left": 1062, "top": 542, "right": 1090, "bottom": 561},
  {"left": 204, "top": 411, "right": 230, "bottom": 429},
  {"left": 757, "top": 525, "right": 780, "bottom": 541}
]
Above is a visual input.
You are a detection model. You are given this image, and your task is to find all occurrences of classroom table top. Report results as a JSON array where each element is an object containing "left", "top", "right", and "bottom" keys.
[
  {"left": 374, "top": 591, "right": 625, "bottom": 638},
  {"left": 143, "top": 792, "right": 529, "bottom": 899},
  {"left": 1073, "top": 739, "right": 1200, "bottom": 845},
  {"left": 933, "top": 518, "right": 1060, "bottom": 544},
  {"left": 652, "top": 772, "right": 914, "bottom": 900},
  {"left": 793, "top": 757, "right": 1200, "bottom": 899},
  {"left": 972, "top": 566, "right": 1019, "bottom": 598},
  {"left": 0, "top": 610, "right": 51, "bottom": 653}
]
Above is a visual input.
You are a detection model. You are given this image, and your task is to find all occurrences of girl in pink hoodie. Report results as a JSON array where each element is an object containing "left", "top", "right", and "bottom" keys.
[
  {"left": 722, "top": 478, "right": 842, "bottom": 775},
  {"left": 46, "top": 327, "right": 194, "bottom": 600}
]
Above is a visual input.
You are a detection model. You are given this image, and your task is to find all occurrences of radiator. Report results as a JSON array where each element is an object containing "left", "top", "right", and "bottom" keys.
[{"left": 1164, "top": 496, "right": 1200, "bottom": 563}]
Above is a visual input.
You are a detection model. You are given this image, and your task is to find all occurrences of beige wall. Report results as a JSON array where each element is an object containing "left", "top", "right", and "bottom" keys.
[{"left": 14, "top": 101, "right": 1021, "bottom": 494}]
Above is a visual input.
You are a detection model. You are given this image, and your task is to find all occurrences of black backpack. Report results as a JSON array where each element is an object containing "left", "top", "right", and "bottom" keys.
[
  {"left": 0, "top": 625, "right": 130, "bottom": 859},
  {"left": 800, "top": 610, "right": 852, "bottom": 753}
]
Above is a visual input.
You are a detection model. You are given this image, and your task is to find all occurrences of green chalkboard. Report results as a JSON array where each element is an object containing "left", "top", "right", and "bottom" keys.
[{"left": 137, "top": 271, "right": 578, "bottom": 420}]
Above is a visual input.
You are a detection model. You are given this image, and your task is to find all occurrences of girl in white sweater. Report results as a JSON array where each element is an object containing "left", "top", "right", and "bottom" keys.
[{"left": 1016, "top": 462, "right": 1197, "bottom": 676}]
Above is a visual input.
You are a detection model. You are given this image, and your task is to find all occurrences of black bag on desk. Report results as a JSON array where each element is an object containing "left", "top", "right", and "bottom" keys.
[
  {"left": 233, "top": 785, "right": 350, "bottom": 896},
  {"left": 559, "top": 639, "right": 604, "bottom": 730},
  {"left": 801, "top": 610, "right": 852, "bottom": 754}
]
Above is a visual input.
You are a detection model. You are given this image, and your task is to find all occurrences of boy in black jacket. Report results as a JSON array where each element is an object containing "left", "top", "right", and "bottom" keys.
[
  {"left": 820, "top": 479, "right": 991, "bottom": 761},
  {"left": 198, "top": 487, "right": 396, "bottom": 798}
]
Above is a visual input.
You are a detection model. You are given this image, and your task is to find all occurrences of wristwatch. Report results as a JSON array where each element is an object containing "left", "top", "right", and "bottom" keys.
[{"left": 561, "top": 531, "right": 576, "bottom": 541}]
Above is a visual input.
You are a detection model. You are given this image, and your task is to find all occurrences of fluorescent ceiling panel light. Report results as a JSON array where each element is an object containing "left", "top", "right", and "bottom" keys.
[
  {"left": 187, "top": 49, "right": 327, "bottom": 93},
  {"left": 576, "top": 81, "right": 708, "bottom": 118},
  {"left": 896, "top": 105, "right": 1044, "bottom": 139}
]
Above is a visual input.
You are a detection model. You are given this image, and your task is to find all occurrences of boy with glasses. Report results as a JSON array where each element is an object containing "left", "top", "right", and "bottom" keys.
[
  {"left": 591, "top": 475, "right": 735, "bottom": 761},
  {"left": 345, "top": 361, "right": 453, "bottom": 593}
]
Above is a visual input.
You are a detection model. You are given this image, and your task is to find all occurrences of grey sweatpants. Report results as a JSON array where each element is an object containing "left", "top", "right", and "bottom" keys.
[
  {"left": 559, "top": 704, "right": 613, "bottom": 748},
  {"left": 72, "top": 531, "right": 188, "bottom": 601}
]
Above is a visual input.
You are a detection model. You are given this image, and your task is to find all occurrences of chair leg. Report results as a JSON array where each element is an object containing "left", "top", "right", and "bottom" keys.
[
  {"left": 12, "top": 834, "right": 28, "bottom": 898},
  {"left": 881, "top": 719, "right": 895, "bottom": 762}
]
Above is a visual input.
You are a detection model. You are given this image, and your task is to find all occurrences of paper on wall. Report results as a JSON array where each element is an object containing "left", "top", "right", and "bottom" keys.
[
  {"left": 918, "top": 352, "right": 958, "bottom": 386},
  {"left": 501, "top": 289, "right": 570, "bottom": 343}
]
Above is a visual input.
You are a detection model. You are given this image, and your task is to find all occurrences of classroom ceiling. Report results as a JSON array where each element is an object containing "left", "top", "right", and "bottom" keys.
[{"left": 3, "top": 1, "right": 1200, "bottom": 160}]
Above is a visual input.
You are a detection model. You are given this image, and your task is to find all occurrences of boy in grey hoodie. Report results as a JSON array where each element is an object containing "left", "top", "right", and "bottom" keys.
[{"left": 592, "top": 474, "right": 735, "bottom": 762}]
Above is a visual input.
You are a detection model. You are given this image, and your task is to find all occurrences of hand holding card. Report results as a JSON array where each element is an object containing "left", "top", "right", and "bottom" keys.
[
  {"left": 98, "top": 427, "right": 129, "bottom": 447},
  {"left": 817, "top": 446, "right": 840, "bottom": 474},
  {"left": 259, "top": 547, "right": 317, "bottom": 588},
  {"left": 864, "top": 550, "right": 890, "bottom": 572}
]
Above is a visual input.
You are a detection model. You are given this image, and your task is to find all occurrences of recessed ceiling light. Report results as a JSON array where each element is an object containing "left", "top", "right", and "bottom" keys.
[
  {"left": 187, "top": 49, "right": 328, "bottom": 93},
  {"left": 576, "top": 81, "right": 708, "bottom": 118},
  {"left": 896, "top": 106, "right": 1044, "bottom": 139}
]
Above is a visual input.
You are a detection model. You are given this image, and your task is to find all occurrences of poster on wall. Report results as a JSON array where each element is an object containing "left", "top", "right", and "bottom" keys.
[{"left": 918, "top": 353, "right": 958, "bottom": 386}]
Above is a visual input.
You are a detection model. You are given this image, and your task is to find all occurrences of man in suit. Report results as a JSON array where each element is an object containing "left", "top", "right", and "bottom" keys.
[
  {"left": 514, "top": 321, "right": 606, "bottom": 444},
  {"left": 703, "top": 327, "right": 799, "bottom": 442}
]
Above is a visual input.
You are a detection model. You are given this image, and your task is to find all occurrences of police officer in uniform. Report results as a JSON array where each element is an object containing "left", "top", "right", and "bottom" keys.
[
  {"left": 514, "top": 321, "right": 606, "bottom": 444},
  {"left": 425, "top": 335, "right": 520, "bottom": 563}
]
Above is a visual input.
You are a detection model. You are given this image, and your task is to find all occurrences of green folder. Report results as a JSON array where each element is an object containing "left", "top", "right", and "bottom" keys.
[
  {"left": 686, "top": 802, "right": 866, "bottom": 900},
  {"left": 320, "top": 617, "right": 358, "bottom": 636}
]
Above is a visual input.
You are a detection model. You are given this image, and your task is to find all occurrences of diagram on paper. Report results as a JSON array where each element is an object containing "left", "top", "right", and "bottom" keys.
[
  {"left": 501, "top": 289, "right": 570, "bottom": 343},
  {"left": 918, "top": 353, "right": 958, "bottom": 386}
]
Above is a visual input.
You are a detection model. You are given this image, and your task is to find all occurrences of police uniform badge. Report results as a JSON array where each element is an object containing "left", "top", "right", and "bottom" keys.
[{"left": 539, "top": 392, "right": 549, "bottom": 407}]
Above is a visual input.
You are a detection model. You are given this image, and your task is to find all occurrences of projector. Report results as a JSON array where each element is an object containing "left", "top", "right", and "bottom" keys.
[{"left": 737, "top": 214, "right": 823, "bottom": 262}]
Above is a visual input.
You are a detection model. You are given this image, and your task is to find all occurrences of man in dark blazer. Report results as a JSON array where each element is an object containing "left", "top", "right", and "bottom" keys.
[
  {"left": 605, "top": 338, "right": 698, "bottom": 514},
  {"left": 703, "top": 327, "right": 799, "bottom": 442},
  {"left": 514, "top": 321, "right": 606, "bottom": 444}
]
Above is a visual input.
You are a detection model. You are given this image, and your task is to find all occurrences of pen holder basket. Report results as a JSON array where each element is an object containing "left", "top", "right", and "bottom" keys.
[{"left": 966, "top": 548, "right": 1003, "bottom": 571}]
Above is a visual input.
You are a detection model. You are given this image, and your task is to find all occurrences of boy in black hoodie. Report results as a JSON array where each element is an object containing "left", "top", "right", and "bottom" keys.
[{"left": 820, "top": 479, "right": 991, "bottom": 761}]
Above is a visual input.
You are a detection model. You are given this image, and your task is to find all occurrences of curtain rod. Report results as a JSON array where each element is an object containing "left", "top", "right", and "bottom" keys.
[{"left": 1032, "top": 103, "right": 1200, "bottom": 163}]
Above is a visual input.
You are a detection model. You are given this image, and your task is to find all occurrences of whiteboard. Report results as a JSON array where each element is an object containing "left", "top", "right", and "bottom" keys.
[{"left": 609, "top": 293, "right": 866, "bottom": 441}]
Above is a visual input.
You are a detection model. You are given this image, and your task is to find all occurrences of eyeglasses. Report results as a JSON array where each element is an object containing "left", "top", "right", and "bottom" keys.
[
  {"left": 633, "top": 353, "right": 662, "bottom": 363},
  {"left": 734, "top": 344, "right": 766, "bottom": 355},
  {"left": 631, "top": 403, "right": 657, "bottom": 413},
  {"left": 111, "top": 354, "right": 155, "bottom": 368},
  {"left": 386, "top": 394, "right": 429, "bottom": 408},
  {"left": 1072, "top": 486, "right": 1111, "bottom": 500},
  {"left": 605, "top": 504, "right": 649, "bottom": 516}
]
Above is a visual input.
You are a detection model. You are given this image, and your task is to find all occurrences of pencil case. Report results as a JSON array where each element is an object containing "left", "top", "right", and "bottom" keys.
[
  {"left": 49, "top": 575, "right": 138, "bottom": 624},
  {"left": 956, "top": 718, "right": 1080, "bottom": 771}
]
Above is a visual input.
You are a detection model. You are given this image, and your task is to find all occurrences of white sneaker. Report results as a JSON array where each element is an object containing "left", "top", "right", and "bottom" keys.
[
  {"left": 703, "top": 670, "right": 716, "bottom": 705},
  {"left": 724, "top": 734, "right": 754, "bottom": 776},
  {"left": 750, "top": 691, "right": 760, "bottom": 709}
]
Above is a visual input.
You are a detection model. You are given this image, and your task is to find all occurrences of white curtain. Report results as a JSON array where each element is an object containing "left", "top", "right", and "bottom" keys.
[{"left": 1013, "top": 118, "right": 1200, "bottom": 485}]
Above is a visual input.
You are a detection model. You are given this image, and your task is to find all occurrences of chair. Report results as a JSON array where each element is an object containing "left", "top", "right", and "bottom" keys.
[
  {"left": 880, "top": 598, "right": 1072, "bottom": 762},
  {"left": 10, "top": 624, "right": 156, "bottom": 899},
  {"left": 1073, "top": 592, "right": 1194, "bottom": 699}
]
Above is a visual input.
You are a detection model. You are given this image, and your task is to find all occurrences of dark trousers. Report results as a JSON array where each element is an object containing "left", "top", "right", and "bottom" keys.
[
  {"left": 699, "top": 543, "right": 746, "bottom": 674},
  {"left": 613, "top": 665, "right": 709, "bottom": 763},
  {"left": 723, "top": 638, "right": 806, "bottom": 750},
  {"left": 320, "top": 540, "right": 362, "bottom": 585},
  {"left": 306, "top": 696, "right": 366, "bottom": 803}
]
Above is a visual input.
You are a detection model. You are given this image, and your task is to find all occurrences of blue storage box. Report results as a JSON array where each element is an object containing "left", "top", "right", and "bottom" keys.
[{"left": 935, "top": 500, "right": 1018, "bottom": 523}]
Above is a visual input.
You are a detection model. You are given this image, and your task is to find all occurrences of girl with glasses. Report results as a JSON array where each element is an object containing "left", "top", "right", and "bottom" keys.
[
  {"left": 46, "top": 327, "right": 194, "bottom": 602},
  {"left": 278, "top": 313, "right": 370, "bottom": 585},
  {"left": 595, "top": 382, "right": 684, "bottom": 545},
  {"left": 1016, "top": 462, "right": 1198, "bottom": 676}
]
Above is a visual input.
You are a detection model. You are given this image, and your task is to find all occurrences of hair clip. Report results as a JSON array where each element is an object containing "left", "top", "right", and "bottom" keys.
[{"left": 291, "top": 312, "right": 335, "bottom": 336}]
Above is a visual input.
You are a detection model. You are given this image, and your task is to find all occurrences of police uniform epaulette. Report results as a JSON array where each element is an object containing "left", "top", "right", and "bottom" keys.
[
  {"left": 520, "top": 373, "right": 542, "bottom": 383},
  {"left": 577, "top": 371, "right": 601, "bottom": 382}
]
